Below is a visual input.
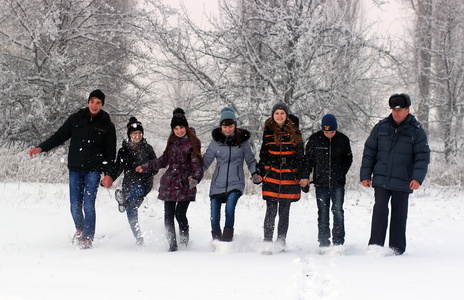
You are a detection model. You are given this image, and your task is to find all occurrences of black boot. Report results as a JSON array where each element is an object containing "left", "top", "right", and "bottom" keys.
[
  {"left": 222, "top": 227, "right": 234, "bottom": 242},
  {"left": 166, "top": 227, "right": 177, "bottom": 252},
  {"left": 179, "top": 226, "right": 189, "bottom": 247},
  {"left": 212, "top": 231, "right": 222, "bottom": 241}
]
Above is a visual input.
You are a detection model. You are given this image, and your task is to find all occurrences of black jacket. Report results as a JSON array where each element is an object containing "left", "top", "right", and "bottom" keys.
[
  {"left": 39, "top": 108, "right": 116, "bottom": 174},
  {"left": 301, "top": 130, "right": 352, "bottom": 187},
  {"left": 108, "top": 138, "right": 158, "bottom": 197}
]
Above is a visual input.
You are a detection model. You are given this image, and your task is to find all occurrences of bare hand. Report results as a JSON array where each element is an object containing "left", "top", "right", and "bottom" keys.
[
  {"left": 300, "top": 179, "right": 310, "bottom": 187},
  {"left": 101, "top": 175, "right": 113, "bottom": 188},
  {"left": 409, "top": 179, "right": 420, "bottom": 190},
  {"left": 135, "top": 166, "right": 143, "bottom": 173},
  {"left": 28, "top": 147, "right": 42, "bottom": 158},
  {"left": 251, "top": 174, "right": 262, "bottom": 184},
  {"left": 362, "top": 179, "right": 371, "bottom": 187}
]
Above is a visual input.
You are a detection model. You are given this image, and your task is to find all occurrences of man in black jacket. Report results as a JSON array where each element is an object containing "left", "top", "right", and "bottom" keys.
[
  {"left": 29, "top": 89, "right": 116, "bottom": 249},
  {"left": 301, "top": 114, "right": 353, "bottom": 247}
]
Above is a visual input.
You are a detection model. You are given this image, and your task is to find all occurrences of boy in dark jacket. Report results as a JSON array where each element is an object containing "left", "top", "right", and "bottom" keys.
[
  {"left": 360, "top": 93, "right": 430, "bottom": 255},
  {"left": 301, "top": 114, "right": 353, "bottom": 247},
  {"left": 101, "top": 117, "right": 158, "bottom": 246},
  {"left": 29, "top": 89, "right": 116, "bottom": 249}
]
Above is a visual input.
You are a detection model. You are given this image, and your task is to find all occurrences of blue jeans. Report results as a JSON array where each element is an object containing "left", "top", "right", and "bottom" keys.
[
  {"left": 210, "top": 191, "right": 242, "bottom": 233},
  {"left": 125, "top": 184, "right": 146, "bottom": 238},
  {"left": 69, "top": 171, "right": 100, "bottom": 240},
  {"left": 315, "top": 186, "right": 345, "bottom": 245}
]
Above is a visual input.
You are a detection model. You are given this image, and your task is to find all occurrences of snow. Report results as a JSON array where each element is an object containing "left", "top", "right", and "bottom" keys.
[{"left": 1, "top": 181, "right": 463, "bottom": 299}]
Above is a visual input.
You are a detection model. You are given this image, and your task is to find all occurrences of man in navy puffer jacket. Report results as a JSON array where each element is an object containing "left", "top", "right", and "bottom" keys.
[{"left": 360, "top": 93, "right": 430, "bottom": 255}]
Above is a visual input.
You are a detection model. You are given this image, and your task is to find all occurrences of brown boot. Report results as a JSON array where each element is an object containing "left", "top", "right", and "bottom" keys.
[{"left": 222, "top": 227, "right": 234, "bottom": 242}]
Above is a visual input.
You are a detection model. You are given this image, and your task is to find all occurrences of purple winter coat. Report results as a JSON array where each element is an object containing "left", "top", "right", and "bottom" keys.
[{"left": 141, "top": 131, "right": 203, "bottom": 202}]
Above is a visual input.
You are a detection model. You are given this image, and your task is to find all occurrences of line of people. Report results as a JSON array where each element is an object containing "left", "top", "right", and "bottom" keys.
[{"left": 28, "top": 90, "right": 429, "bottom": 255}]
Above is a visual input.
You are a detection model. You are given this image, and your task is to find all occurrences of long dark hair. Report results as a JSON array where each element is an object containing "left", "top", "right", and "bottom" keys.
[
  {"left": 166, "top": 126, "right": 204, "bottom": 164},
  {"left": 221, "top": 119, "right": 244, "bottom": 147},
  {"left": 265, "top": 115, "right": 302, "bottom": 146}
]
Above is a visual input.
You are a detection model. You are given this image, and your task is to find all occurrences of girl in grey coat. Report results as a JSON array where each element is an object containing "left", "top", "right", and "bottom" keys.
[{"left": 203, "top": 107, "right": 260, "bottom": 242}]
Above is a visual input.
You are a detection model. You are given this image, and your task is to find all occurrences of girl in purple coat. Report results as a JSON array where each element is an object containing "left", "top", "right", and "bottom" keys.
[{"left": 136, "top": 108, "right": 204, "bottom": 252}]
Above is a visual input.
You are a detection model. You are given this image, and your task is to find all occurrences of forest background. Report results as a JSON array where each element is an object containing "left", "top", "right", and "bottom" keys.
[{"left": 0, "top": 0, "right": 462, "bottom": 189}]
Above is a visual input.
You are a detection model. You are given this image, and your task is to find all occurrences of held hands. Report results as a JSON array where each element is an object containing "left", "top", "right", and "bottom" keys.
[
  {"left": 251, "top": 173, "right": 262, "bottom": 184},
  {"left": 188, "top": 177, "right": 199, "bottom": 189},
  {"left": 361, "top": 179, "right": 371, "bottom": 188},
  {"left": 299, "top": 178, "right": 310, "bottom": 193},
  {"left": 101, "top": 175, "right": 113, "bottom": 188}
]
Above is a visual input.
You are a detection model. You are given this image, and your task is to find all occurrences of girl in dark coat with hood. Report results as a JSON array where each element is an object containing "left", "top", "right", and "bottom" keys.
[
  {"left": 102, "top": 117, "right": 158, "bottom": 246},
  {"left": 203, "top": 107, "right": 260, "bottom": 242},
  {"left": 258, "top": 103, "right": 304, "bottom": 254},
  {"left": 136, "top": 108, "right": 204, "bottom": 252}
]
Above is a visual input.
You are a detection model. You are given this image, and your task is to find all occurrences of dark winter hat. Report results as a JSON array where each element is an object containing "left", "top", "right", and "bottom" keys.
[
  {"left": 389, "top": 93, "right": 411, "bottom": 109},
  {"left": 272, "top": 102, "right": 289, "bottom": 116},
  {"left": 219, "top": 107, "right": 237, "bottom": 126},
  {"left": 321, "top": 114, "right": 338, "bottom": 131},
  {"left": 127, "top": 117, "right": 144, "bottom": 138},
  {"left": 170, "top": 108, "right": 189, "bottom": 130},
  {"left": 88, "top": 89, "right": 105, "bottom": 106}
]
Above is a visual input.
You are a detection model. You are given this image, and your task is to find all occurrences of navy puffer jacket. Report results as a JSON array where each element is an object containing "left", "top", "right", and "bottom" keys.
[
  {"left": 360, "top": 114, "right": 430, "bottom": 193},
  {"left": 203, "top": 128, "right": 258, "bottom": 199}
]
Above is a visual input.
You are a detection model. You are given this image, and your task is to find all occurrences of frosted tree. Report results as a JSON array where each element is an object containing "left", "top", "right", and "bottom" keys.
[
  {"left": 0, "top": 0, "right": 146, "bottom": 146},
  {"left": 140, "top": 0, "right": 395, "bottom": 145}
]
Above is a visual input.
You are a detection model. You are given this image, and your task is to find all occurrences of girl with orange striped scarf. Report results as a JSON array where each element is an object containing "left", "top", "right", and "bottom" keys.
[{"left": 258, "top": 102, "right": 304, "bottom": 254}]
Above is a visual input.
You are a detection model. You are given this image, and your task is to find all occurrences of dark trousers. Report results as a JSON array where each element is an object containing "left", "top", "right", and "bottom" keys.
[
  {"left": 164, "top": 201, "right": 190, "bottom": 243},
  {"left": 263, "top": 200, "right": 291, "bottom": 242},
  {"left": 369, "top": 187, "right": 409, "bottom": 254}
]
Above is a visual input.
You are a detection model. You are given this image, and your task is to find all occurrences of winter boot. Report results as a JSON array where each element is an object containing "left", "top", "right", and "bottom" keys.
[
  {"left": 179, "top": 226, "right": 189, "bottom": 247},
  {"left": 211, "top": 231, "right": 222, "bottom": 241},
  {"left": 72, "top": 227, "right": 84, "bottom": 245},
  {"left": 275, "top": 237, "right": 286, "bottom": 252},
  {"left": 222, "top": 227, "right": 234, "bottom": 242},
  {"left": 166, "top": 227, "right": 177, "bottom": 252},
  {"left": 115, "top": 189, "right": 127, "bottom": 213}
]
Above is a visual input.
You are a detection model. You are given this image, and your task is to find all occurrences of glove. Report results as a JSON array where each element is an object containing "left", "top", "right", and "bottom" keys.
[
  {"left": 301, "top": 184, "right": 309, "bottom": 193},
  {"left": 252, "top": 173, "right": 261, "bottom": 184},
  {"left": 189, "top": 177, "right": 199, "bottom": 189}
]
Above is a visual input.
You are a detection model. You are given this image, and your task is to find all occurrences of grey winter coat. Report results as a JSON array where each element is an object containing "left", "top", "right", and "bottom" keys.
[
  {"left": 360, "top": 114, "right": 430, "bottom": 193},
  {"left": 203, "top": 128, "right": 258, "bottom": 198}
]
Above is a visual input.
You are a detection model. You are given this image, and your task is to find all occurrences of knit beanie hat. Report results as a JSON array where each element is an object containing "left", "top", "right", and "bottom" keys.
[
  {"left": 88, "top": 89, "right": 105, "bottom": 106},
  {"left": 271, "top": 102, "right": 289, "bottom": 116},
  {"left": 170, "top": 108, "right": 189, "bottom": 130},
  {"left": 127, "top": 117, "right": 144, "bottom": 138},
  {"left": 389, "top": 93, "right": 411, "bottom": 109},
  {"left": 321, "top": 114, "right": 338, "bottom": 131},
  {"left": 219, "top": 107, "right": 237, "bottom": 126}
]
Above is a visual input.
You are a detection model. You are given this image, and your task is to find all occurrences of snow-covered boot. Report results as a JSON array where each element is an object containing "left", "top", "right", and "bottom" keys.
[
  {"left": 179, "top": 226, "right": 189, "bottom": 247},
  {"left": 115, "top": 189, "right": 127, "bottom": 213},
  {"left": 222, "top": 227, "right": 234, "bottom": 242},
  {"left": 72, "top": 227, "right": 84, "bottom": 245},
  {"left": 166, "top": 228, "right": 177, "bottom": 252},
  {"left": 81, "top": 237, "right": 93, "bottom": 249},
  {"left": 211, "top": 231, "right": 222, "bottom": 241}
]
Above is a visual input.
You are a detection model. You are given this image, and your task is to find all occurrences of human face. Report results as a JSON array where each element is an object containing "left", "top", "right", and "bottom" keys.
[
  {"left": 221, "top": 123, "right": 236, "bottom": 136},
  {"left": 273, "top": 109, "right": 287, "bottom": 126},
  {"left": 130, "top": 130, "right": 143, "bottom": 143},
  {"left": 323, "top": 130, "right": 336, "bottom": 139},
  {"left": 391, "top": 108, "right": 409, "bottom": 125},
  {"left": 88, "top": 97, "right": 103, "bottom": 116},
  {"left": 173, "top": 125, "right": 187, "bottom": 138}
]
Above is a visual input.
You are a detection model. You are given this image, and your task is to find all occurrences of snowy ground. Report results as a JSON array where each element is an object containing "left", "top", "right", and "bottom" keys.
[{"left": 1, "top": 181, "right": 463, "bottom": 300}]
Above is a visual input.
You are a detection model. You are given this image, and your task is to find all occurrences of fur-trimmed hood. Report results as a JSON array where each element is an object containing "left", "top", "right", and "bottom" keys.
[{"left": 211, "top": 127, "right": 251, "bottom": 147}]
